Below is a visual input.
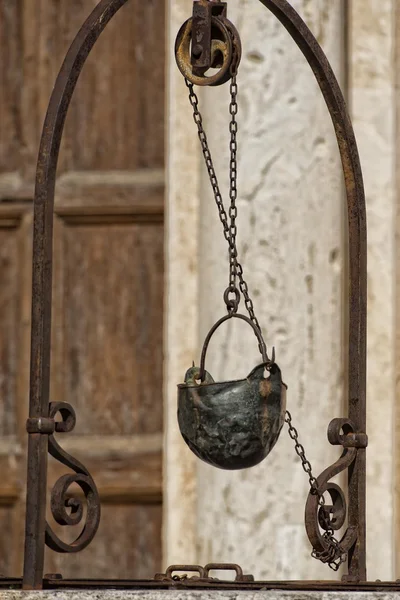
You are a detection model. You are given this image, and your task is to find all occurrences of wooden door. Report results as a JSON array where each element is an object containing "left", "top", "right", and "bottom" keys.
[{"left": 0, "top": 0, "right": 164, "bottom": 579}]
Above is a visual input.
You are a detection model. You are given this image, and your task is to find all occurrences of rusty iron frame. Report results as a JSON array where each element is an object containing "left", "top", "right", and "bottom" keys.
[
  {"left": 5, "top": 578, "right": 400, "bottom": 592},
  {"left": 1, "top": 0, "right": 370, "bottom": 590}
]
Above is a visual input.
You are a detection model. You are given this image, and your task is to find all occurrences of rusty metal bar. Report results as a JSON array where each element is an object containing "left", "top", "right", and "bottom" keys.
[
  {"left": 22, "top": 0, "right": 129, "bottom": 590},
  {"left": 5, "top": 577, "right": 400, "bottom": 592}
]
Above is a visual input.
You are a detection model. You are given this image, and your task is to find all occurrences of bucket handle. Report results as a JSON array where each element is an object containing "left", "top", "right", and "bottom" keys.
[{"left": 199, "top": 313, "right": 271, "bottom": 381}]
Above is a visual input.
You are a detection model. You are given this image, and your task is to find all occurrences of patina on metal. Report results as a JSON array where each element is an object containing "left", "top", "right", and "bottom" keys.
[
  {"left": 7, "top": 0, "right": 369, "bottom": 590},
  {"left": 178, "top": 313, "right": 286, "bottom": 470}
]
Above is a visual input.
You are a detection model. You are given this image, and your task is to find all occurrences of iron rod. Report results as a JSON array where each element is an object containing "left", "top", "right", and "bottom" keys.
[{"left": 22, "top": 0, "right": 128, "bottom": 589}]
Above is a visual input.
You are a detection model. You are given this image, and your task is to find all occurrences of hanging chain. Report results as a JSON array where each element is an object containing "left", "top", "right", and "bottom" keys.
[
  {"left": 185, "top": 81, "right": 263, "bottom": 333},
  {"left": 184, "top": 26, "right": 346, "bottom": 573},
  {"left": 228, "top": 69, "right": 239, "bottom": 301},
  {"left": 285, "top": 410, "right": 347, "bottom": 571}
]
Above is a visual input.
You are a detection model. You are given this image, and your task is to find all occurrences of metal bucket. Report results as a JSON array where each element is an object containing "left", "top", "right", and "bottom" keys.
[{"left": 177, "top": 313, "right": 287, "bottom": 470}]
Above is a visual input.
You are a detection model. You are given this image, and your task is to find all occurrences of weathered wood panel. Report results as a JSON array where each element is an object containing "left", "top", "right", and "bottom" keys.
[
  {"left": 0, "top": 229, "right": 18, "bottom": 436},
  {"left": 50, "top": 219, "right": 164, "bottom": 435},
  {"left": 0, "top": 1, "right": 21, "bottom": 174},
  {"left": 0, "top": 0, "right": 165, "bottom": 183},
  {"left": 0, "top": 507, "right": 14, "bottom": 575},
  {"left": 44, "top": 503, "right": 162, "bottom": 579},
  {"left": 48, "top": 433, "right": 163, "bottom": 503},
  {"left": 0, "top": 0, "right": 165, "bottom": 579}
]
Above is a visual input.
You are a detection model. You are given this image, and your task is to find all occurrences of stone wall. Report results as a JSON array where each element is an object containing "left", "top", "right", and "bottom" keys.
[
  {"left": 165, "top": 0, "right": 398, "bottom": 582},
  {"left": 195, "top": 0, "right": 344, "bottom": 581},
  {"left": 1, "top": 591, "right": 400, "bottom": 600},
  {"left": 349, "top": 0, "right": 396, "bottom": 581}
]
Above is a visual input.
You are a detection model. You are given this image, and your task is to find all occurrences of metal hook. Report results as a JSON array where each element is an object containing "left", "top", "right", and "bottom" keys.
[{"left": 223, "top": 286, "right": 240, "bottom": 313}]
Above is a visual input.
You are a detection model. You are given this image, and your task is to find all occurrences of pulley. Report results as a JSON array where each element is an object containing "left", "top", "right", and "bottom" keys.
[{"left": 175, "top": 0, "right": 241, "bottom": 86}]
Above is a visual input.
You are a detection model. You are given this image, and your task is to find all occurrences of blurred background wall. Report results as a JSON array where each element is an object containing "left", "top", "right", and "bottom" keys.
[
  {"left": 0, "top": 0, "right": 165, "bottom": 579},
  {"left": 0, "top": 0, "right": 398, "bottom": 584},
  {"left": 165, "top": 0, "right": 398, "bottom": 582}
]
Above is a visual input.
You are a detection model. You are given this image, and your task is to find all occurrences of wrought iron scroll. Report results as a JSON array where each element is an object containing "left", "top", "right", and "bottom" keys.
[
  {"left": 23, "top": 0, "right": 129, "bottom": 590},
  {"left": 305, "top": 418, "right": 368, "bottom": 569},
  {"left": 45, "top": 402, "right": 100, "bottom": 553}
]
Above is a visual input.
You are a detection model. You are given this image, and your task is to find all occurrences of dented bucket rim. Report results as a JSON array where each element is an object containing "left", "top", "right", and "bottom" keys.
[{"left": 178, "top": 362, "right": 288, "bottom": 391}]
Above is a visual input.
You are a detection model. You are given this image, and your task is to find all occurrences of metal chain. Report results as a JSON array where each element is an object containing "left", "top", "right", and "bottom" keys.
[
  {"left": 285, "top": 410, "right": 347, "bottom": 571},
  {"left": 228, "top": 71, "right": 238, "bottom": 298},
  {"left": 184, "top": 29, "right": 346, "bottom": 573},
  {"left": 185, "top": 79, "right": 263, "bottom": 336}
]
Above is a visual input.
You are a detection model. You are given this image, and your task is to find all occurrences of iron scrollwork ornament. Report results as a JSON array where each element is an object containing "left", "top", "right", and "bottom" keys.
[
  {"left": 304, "top": 419, "right": 367, "bottom": 571},
  {"left": 45, "top": 402, "right": 100, "bottom": 553}
]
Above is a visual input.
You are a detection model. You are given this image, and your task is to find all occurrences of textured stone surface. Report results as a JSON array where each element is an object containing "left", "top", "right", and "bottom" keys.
[
  {"left": 195, "top": 0, "right": 345, "bottom": 581},
  {"left": 165, "top": 0, "right": 398, "bottom": 583},
  {"left": 163, "top": 0, "right": 201, "bottom": 566},
  {"left": 349, "top": 0, "right": 395, "bottom": 581},
  {"left": 0, "top": 592, "right": 399, "bottom": 600}
]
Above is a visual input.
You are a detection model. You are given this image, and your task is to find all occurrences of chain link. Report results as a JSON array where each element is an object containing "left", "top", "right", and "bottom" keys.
[
  {"left": 184, "top": 25, "right": 346, "bottom": 573},
  {"left": 228, "top": 71, "right": 238, "bottom": 296},
  {"left": 285, "top": 410, "right": 347, "bottom": 571}
]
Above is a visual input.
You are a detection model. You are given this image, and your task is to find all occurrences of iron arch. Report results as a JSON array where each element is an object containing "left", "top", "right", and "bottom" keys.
[{"left": 23, "top": 0, "right": 366, "bottom": 588}]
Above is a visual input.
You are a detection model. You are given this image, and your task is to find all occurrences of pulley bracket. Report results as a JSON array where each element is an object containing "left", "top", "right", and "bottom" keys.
[
  {"left": 175, "top": 0, "right": 241, "bottom": 86},
  {"left": 191, "top": 1, "right": 227, "bottom": 72}
]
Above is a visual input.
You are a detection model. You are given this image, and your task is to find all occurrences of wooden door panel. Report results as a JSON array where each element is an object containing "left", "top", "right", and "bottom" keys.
[
  {"left": 48, "top": 433, "right": 162, "bottom": 503},
  {"left": 50, "top": 218, "right": 163, "bottom": 435},
  {"left": 0, "top": 0, "right": 165, "bottom": 580},
  {"left": 1, "top": 0, "right": 164, "bottom": 187},
  {"left": 44, "top": 503, "right": 162, "bottom": 579},
  {"left": 0, "top": 1, "right": 21, "bottom": 173},
  {"left": 0, "top": 208, "right": 33, "bottom": 576},
  {"left": 0, "top": 215, "right": 24, "bottom": 538},
  {"left": 0, "top": 0, "right": 165, "bottom": 182},
  {"left": 0, "top": 506, "right": 14, "bottom": 574},
  {"left": 0, "top": 228, "right": 19, "bottom": 435},
  {"left": 57, "top": 0, "right": 165, "bottom": 171},
  {"left": 44, "top": 184, "right": 164, "bottom": 577}
]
